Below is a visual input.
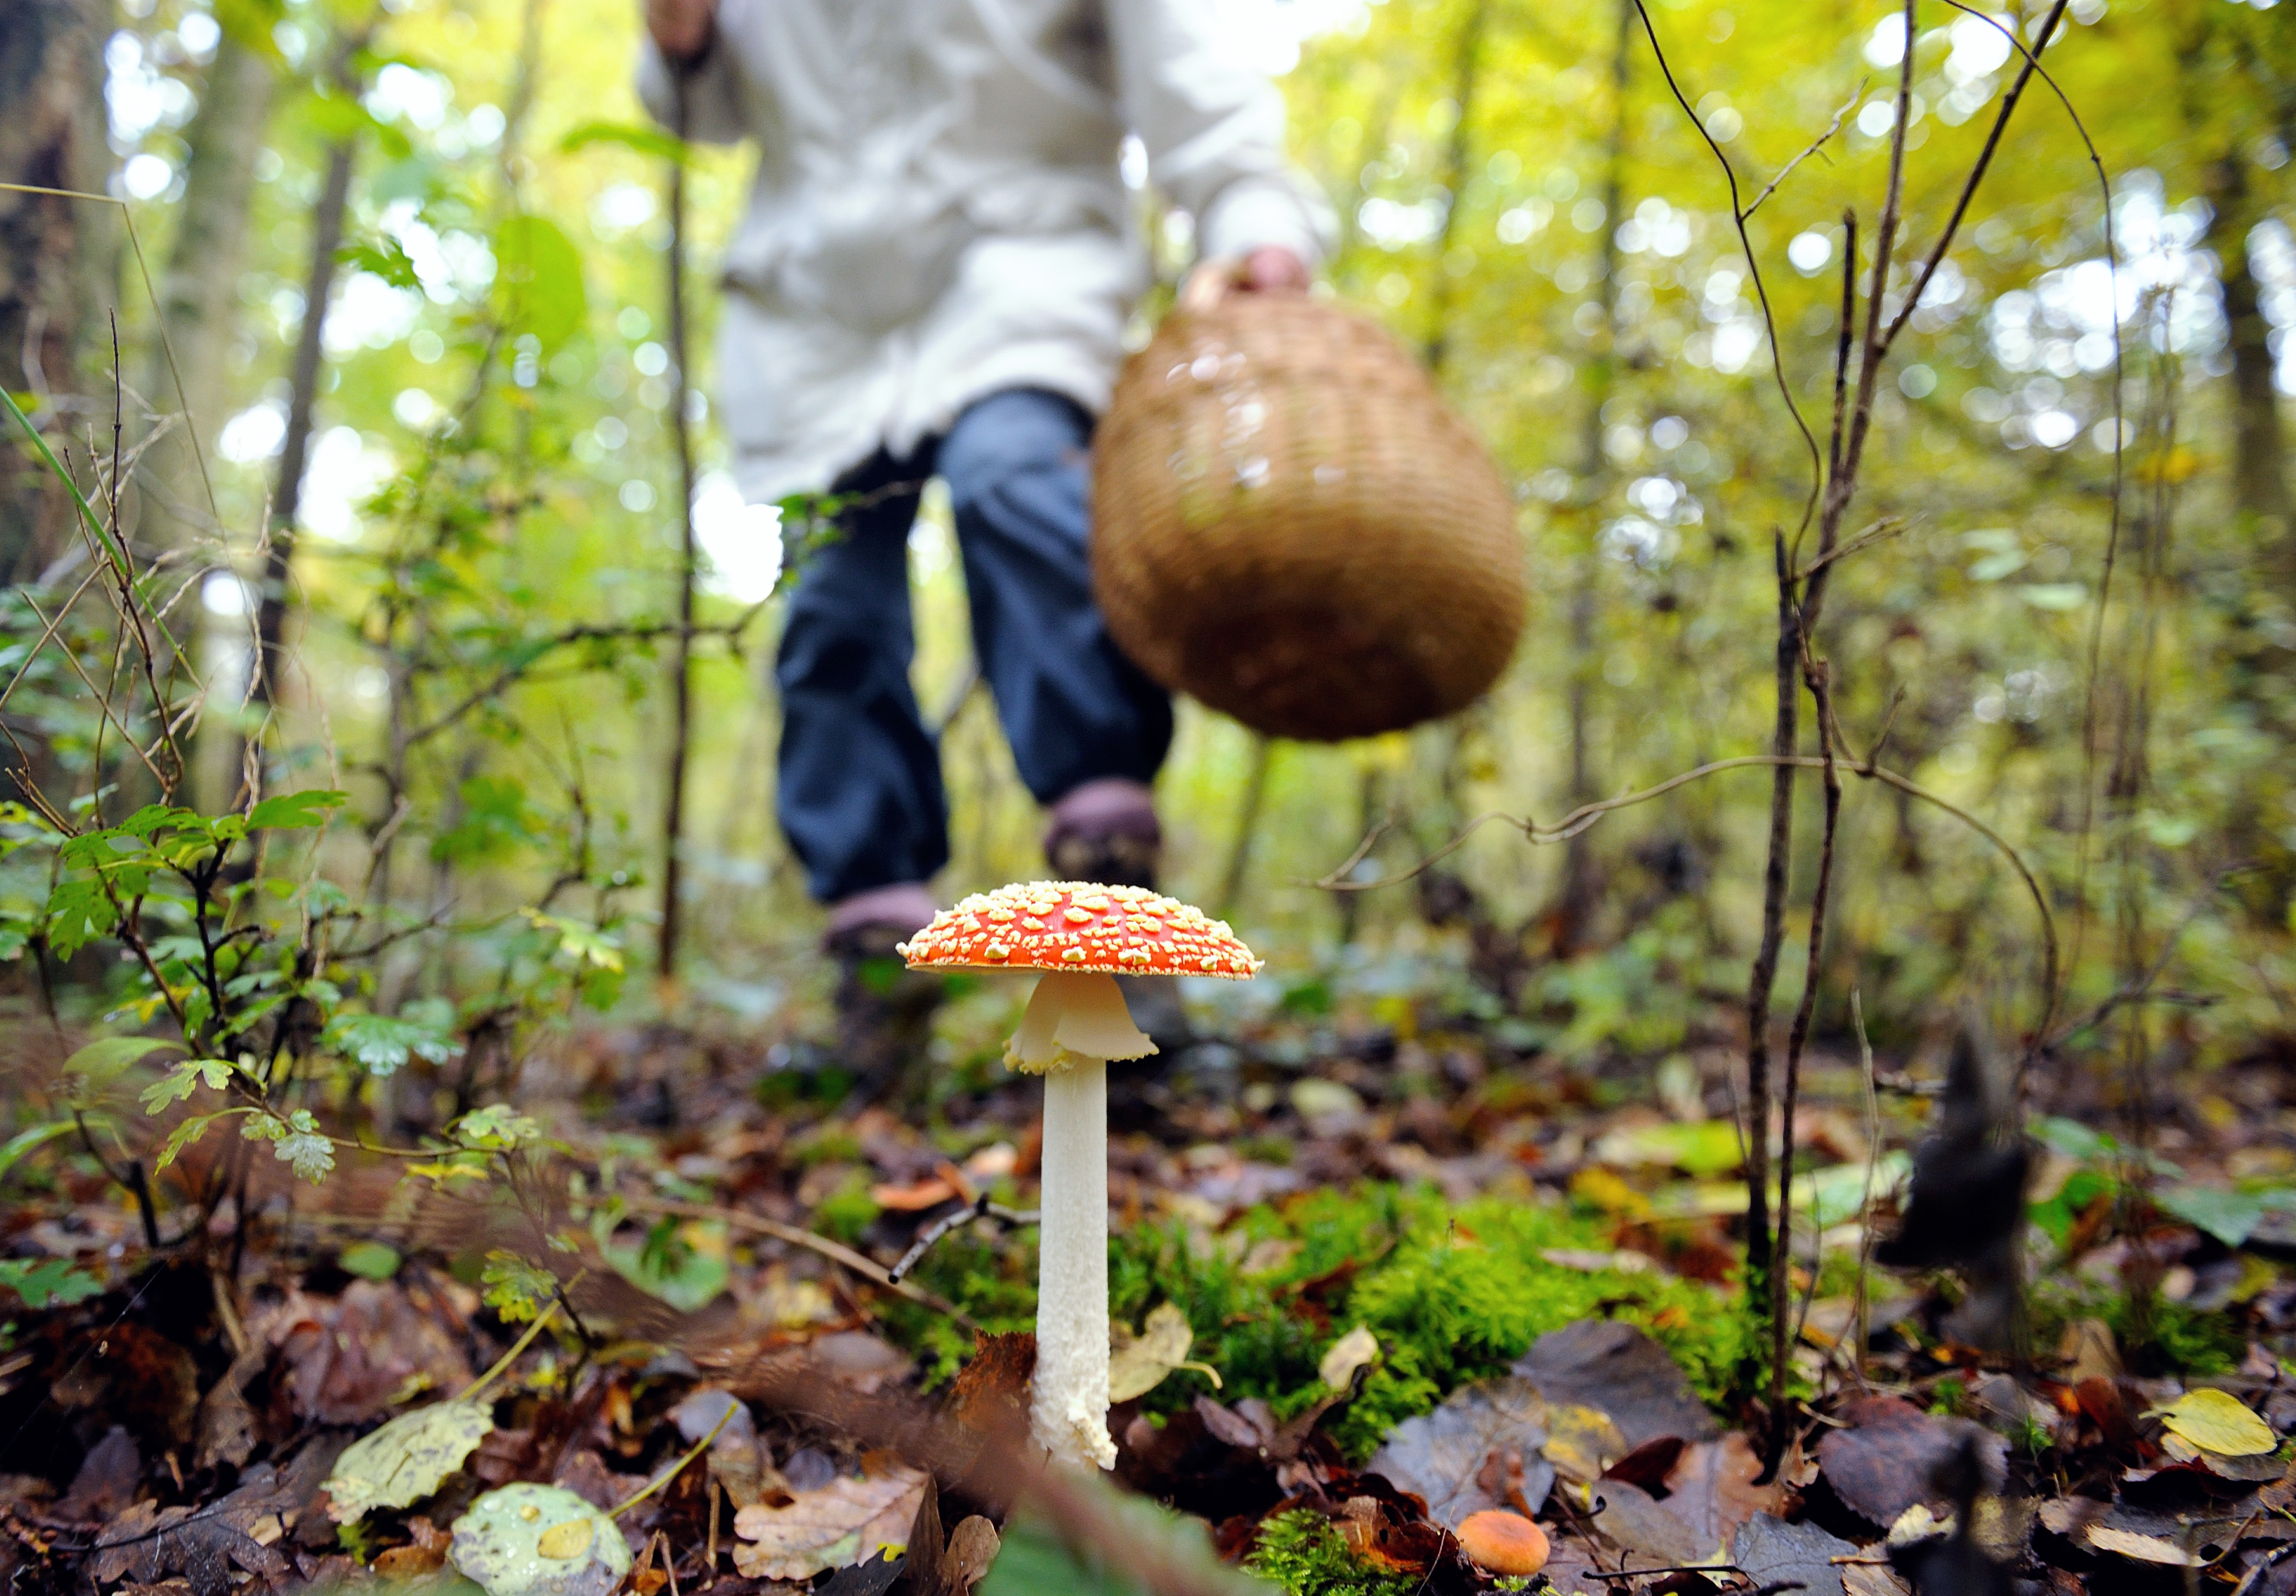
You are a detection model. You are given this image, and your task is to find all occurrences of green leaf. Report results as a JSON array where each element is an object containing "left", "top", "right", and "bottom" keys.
[
  {"left": 2017, "top": 583, "right": 2088, "bottom": 611},
  {"left": 140, "top": 1058, "right": 234, "bottom": 1114},
  {"left": 157, "top": 1111, "right": 231, "bottom": 1170},
  {"left": 481, "top": 1251, "right": 559, "bottom": 1324},
  {"left": 326, "top": 1401, "right": 497, "bottom": 1522},
  {"left": 247, "top": 789, "right": 350, "bottom": 830},
  {"left": 449, "top": 1483, "right": 630, "bottom": 1596},
  {"left": 0, "top": 1258, "right": 104, "bottom": 1309},
  {"left": 0, "top": 1121, "right": 79, "bottom": 1187},
  {"left": 2159, "top": 1185, "right": 2271, "bottom": 1249},
  {"left": 605, "top": 1218, "right": 728, "bottom": 1313},
  {"left": 560, "top": 119, "right": 691, "bottom": 163},
  {"left": 494, "top": 214, "right": 588, "bottom": 354},
  {"left": 452, "top": 1104, "right": 542, "bottom": 1152},
  {"left": 248, "top": 1108, "right": 335, "bottom": 1184},
  {"left": 323, "top": 1012, "right": 460, "bottom": 1076},
  {"left": 339, "top": 1242, "right": 403, "bottom": 1280},
  {"left": 60, "top": 1036, "right": 182, "bottom": 1106},
  {"left": 339, "top": 237, "right": 422, "bottom": 290}
]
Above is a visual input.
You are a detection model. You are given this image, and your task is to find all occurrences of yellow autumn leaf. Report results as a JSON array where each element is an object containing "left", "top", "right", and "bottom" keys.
[
  {"left": 1108, "top": 1302, "right": 1221, "bottom": 1403},
  {"left": 2153, "top": 1388, "right": 2277, "bottom": 1458},
  {"left": 1318, "top": 1325, "right": 1379, "bottom": 1392}
]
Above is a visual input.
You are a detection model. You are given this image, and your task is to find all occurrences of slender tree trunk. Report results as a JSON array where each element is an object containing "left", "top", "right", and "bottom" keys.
[
  {"left": 250, "top": 139, "right": 355, "bottom": 731},
  {"left": 143, "top": 32, "right": 276, "bottom": 549},
  {"left": 0, "top": 0, "right": 115, "bottom": 584},
  {"left": 1421, "top": 0, "right": 1488, "bottom": 377},
  {"left": 1556, "top": 0, "right": 1632, "bottom": 947},
  {"left": 658, "top": 79, "right": 699, "bottom": 982},
  {"left": 2206, "top": 157, "right": 2292, "bottom": 566}
]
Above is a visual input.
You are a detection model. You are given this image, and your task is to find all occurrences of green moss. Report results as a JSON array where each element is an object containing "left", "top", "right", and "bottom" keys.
[
  {"left": 813, "top": 1170, "right": 883, "bottom": 1244},
  {"left": 1242, "top": 1510, "right": 1417, "bottom": 1596},
  {"left": 883, "top": 1181, "right": 1753, "bottom": 1459}
]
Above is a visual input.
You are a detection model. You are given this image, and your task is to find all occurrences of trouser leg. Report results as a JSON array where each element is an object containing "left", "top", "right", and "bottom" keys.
[
  {"left": 937, "top": 388, "right": 1174, "bottom": 881},
  {"left": 773, "top": 446, "right": 945, "bottom": 909}
]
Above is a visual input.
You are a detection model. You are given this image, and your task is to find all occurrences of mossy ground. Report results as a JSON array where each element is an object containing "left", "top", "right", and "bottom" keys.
[{"left": 881, "top": 1180, "right": 1756, "bottom": 1462}]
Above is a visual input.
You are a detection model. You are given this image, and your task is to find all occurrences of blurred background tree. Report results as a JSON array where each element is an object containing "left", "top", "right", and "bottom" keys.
[{"left": 7, "top": 0, "right": 2295, "bottom": 1125}]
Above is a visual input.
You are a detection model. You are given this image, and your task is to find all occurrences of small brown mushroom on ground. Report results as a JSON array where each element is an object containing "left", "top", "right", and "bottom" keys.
[{"left": 1456, "top": 1510, "right": 1550, "bottom": 1576}]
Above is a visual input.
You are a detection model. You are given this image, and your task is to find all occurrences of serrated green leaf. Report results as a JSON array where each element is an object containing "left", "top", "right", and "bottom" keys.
[
  {"left": 323, "top": 1012, "right": 459, "bottom": 1075},
  {"left": 0, "top": 1258, "right": 104, "bottom": 1309}
]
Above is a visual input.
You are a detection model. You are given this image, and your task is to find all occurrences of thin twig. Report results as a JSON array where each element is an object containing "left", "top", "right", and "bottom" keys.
[
  {"left": 889, "top": 1194, "right": 1040, "bottom": 1283},
  {"left": 629, "top": 1196, "right": 980, "bottom": 1329},
  {"left": 1742, "top": 81, "right": 1864, "bottom": 219}
]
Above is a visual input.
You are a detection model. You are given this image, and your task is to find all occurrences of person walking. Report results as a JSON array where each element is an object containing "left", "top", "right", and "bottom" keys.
[{"left": 637, "top": 0, "right": 1332, "bottom": 1076}]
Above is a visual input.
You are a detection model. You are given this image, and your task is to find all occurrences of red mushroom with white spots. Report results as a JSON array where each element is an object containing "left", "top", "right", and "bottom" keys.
[{"left": 900, "top": 881, "right": 1260, "bottom": 1470}]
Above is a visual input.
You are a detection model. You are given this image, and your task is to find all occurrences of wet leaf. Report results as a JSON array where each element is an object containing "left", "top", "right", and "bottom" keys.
[
  {"left": 449, "top": 1482, "right": 631, "bottom": 1596},
  {"left": 1108, "top": 1302, "right": 1220, "bottom": 1402},
  {"left": 1583, "top": 1478, "right": 1704, "bottom": 1562},
  {"left": 730, "top": 1460, "right": 927, "bottom": 1582},
  {"left": 91, "top": 1462, "right": 296, "bottom": 1596},
  {"left": 2153, "top": 1388, "right": 2277, "bottom": 1457},
  {"left": 1817, "top": 1396, "right": 2005, "bottom": 1527},
  {"left": 326, "top": 1400, "right": 494, "bottom": 1522},
  {"left": 1367, "top": 1374, "right": 1555, "bottom": 1529},
  {"left": 2086, "top": 1525, "right": 2203, "bottom": 1566},
  {"left": 1733, "top": 1513, "right": 1857, "bottom": 1596},
  {"left": 1512, "top": 1320, "right": 1720, "bottom": 1449},
  {"left": 1663, "top": 1433, "right": 1785, "bottom": 1552}
]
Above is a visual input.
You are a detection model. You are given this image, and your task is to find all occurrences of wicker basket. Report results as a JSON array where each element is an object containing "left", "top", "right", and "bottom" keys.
[{"left": 1091, "top": 293, "right": 1526, "bottom": 743}]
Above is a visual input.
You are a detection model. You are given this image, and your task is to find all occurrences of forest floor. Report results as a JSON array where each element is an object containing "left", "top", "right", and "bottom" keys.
[{"left": 7, "top": 967, "right": 2296, "bottom": 1596}]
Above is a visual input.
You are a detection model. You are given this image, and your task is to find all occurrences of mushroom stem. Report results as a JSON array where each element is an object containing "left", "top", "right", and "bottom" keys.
[{"left": 1033, "top": 1052, "right": 1116, "bottom": 1470}]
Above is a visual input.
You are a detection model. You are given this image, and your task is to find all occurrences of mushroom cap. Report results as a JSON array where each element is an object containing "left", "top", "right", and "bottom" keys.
[
  {"left": 1455, "top": 1510, "right": 1549, "bottom": 1577},
  {"left": 898, "top": 881, "right": 1261, "bottom": 979}
]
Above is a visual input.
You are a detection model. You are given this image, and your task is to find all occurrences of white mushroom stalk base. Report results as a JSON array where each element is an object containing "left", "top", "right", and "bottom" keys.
[
  {"left": 1033, "top": 1053, "right": 1116, "bottom": 1471},
  {"left": 1006, "top": 971, "right": 1156, "bottom": 1473}
]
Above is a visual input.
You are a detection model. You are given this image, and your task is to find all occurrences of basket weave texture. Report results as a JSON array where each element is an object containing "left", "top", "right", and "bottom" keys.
[{"left": 1090, "top": 294, "right": 1526, "bottom": 743}]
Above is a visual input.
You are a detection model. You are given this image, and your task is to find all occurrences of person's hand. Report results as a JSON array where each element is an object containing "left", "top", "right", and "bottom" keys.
[
  {"left": 646, "top": 0, "right": 716, "bottom": 63},
  {"left": 1233, "top": 245, "right": 1310, "bottom": 294},
  {"left": 1178, "top": 247, "right": 1311, "bottom": 310}
]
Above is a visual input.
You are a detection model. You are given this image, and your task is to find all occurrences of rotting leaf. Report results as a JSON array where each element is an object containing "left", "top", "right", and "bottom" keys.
[
  {"left": 1582, "top": 1478, "right": 1704, "bottom": 1563},
  {"left": 1817, "top": 1396, "right": 2006, "bottom": 1528},
  {"left": 325, "top": 1400, "right": 494, "bottom": 1522},
  {"left": 449, "top": 1482, "right": 630, "bottom": 1596},
  {"left": 730, "top": 1459, "right": 927, "bottom": 1582},
  {"left": 2087, "top": 1524, "right": 2204, "bottom": 1566},
  {"left": 91, "top": 1461, "right": 297, "bottom": 1596},
  {"left": 1543, "top": 1403, "right": 1630, "bottom": 1483},
  {"left": 1513, "top": 1320, "right": 1719, "bottom": 1449},
  {"left": 2153, "top": 1388, "right": 2278, "bottom": 1458},
  {"left": 1367, "top": 1373, "right": 1555, "bottom": 1529},
  {"left": 1663, "top": 1433, "right": 1784, "bottom": 1553},
  {"left": 1733, "top": 1512, "right": 1856, "bottom": 1596},
  {"left": 1108, "top": 1302, "right": 1220, "bottom": 1403},
  {"left": 945, "top": 1516, "right": 1001, "bottom": 1592}
]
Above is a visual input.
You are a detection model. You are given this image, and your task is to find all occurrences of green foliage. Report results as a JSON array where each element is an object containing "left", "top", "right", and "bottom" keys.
[
  {"left": 0, "top": 1259, "right": 104, "bottom": 1309},
  {"left": 481, "top": 1250, "right": 560, "bottom": 1323},
  {"left": 340, "top": 1242, "right": 404, "bottom": 1280},
  {"left": 1243, "top": 1512, "right": 1415, "bottom": 1596},
  {"left": 889, "top": 1183, "right": 1749, "bottom": 1459}
]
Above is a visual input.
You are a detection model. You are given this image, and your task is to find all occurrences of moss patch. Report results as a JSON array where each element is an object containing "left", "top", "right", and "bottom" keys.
[{"left": 883, "top": 1181, "right": 1753, "bottom": 1461}]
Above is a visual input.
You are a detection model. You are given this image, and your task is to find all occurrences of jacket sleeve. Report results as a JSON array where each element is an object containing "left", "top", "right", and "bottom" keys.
[
  {"left": 1105, "top": 0, "right": 1336, "bottom": 266},
  {"left": 635, "top": 17, "right": 751, "bottom": 145}
]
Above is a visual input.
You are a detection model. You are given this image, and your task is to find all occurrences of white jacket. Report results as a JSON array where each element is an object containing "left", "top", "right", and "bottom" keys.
[{"left": 638, "top": 0, "right": 1335, "bottom": 501}]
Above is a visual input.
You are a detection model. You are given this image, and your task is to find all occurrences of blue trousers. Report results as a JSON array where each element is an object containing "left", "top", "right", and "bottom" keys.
[{"left": 775, "top": 388, "right": 1174, "bottom": 904}]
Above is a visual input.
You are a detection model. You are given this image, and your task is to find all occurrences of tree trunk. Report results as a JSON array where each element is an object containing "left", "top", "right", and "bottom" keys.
[
  {"left": 143, "top": 31, "right": 277, "bottom": 549},
  {"left": 2211, "top": 165, "right": 2292, "bottom": 570},
  {"left": 249, "top": 137, "right": 355, "bottom": 730},
  {"left": 1555, "top": 0, "right": 1633, "bottom": 949},
  {"left": 0, "top": 0, "right": 116, "bottom": 584}
]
